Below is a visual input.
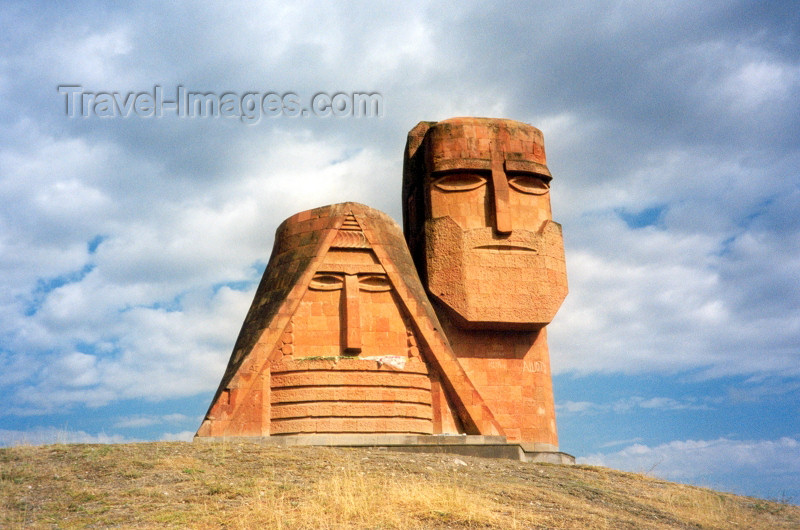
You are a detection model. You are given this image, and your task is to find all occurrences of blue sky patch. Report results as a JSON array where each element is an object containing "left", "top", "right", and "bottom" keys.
[
  {"left": 614, "top": 205, "right": 666, "bottom": 229},
  {"left": 24, "top": 264, "right": 95, "bottom": 316}
]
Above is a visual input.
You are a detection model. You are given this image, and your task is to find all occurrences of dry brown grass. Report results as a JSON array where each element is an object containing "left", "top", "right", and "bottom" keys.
[{"left": 1, "top": 441, "right": 797, "bottom": 529}]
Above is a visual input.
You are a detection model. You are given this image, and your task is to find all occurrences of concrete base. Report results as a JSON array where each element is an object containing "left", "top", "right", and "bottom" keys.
[{"left": 194, "top": 434, "right": 575, "bottom": 465}]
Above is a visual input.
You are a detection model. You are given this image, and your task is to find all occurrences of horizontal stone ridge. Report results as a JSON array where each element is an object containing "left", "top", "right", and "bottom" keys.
[
  {"left": 270, "top": 417, "right": 433, "bottom": 435},
  {"left": 271, "top": 371, "right": 432, "bottom": 390},
  {"left": 270, "top": 358, "right": 431, "bottom": 374},
  {"left": 271, "top": 402, "right": 433, "bottom": 420},
  {"left": 271, "top": 387, "right": 432, "bottom": 404},
  {"left": 270, "top": 358, "right": 435, "bottom": 435}
]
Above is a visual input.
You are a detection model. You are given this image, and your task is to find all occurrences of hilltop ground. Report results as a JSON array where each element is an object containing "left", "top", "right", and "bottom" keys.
[{"left": 1, "top": 441, "right": 797, "bottom": 529}]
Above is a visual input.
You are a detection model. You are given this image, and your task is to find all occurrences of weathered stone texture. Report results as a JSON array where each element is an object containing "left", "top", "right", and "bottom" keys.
[
  {"left": 197, "top": 202, "right": 502, "bottom": 439},
  {"left": 402, "top": 117, "right": 567, "bottom": 446},
  {"left": 198, "top": 116, "right": 569, "bottom": 452}
]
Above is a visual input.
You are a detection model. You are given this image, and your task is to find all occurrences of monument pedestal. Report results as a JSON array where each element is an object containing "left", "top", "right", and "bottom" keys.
[{"left": 194, "top": 434, "right": 575, "bottom": 464}]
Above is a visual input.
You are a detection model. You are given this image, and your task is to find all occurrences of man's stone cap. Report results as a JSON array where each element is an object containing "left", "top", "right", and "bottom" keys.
[{"left": 413, "top": 117, "right": 551, "bottom": 180}]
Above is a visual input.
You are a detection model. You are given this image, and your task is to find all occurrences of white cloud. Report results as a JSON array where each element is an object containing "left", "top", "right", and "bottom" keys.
[
  {"left": 0, "top": 2, "right": 797, "bottom": 426},
  {"left": 40, "top": 26, "right": 134, "bottom": 87},
  {"left": 113, "top": 413, "right": 191, "bottom": 429},
  {"left": 558, "top": 396, "right": 709, "bottom": 416},
  {"left": 558, "top": 401, "right": 598, "bottom": 414},
  {"left": 56, "top": 352, "right": 100, "bottom": 387},
  {"left": 580, "top": 437, "right": 800, "bottom": 499},
  {"left": 723, "top": 60, "right": 799, "bottom": 111},
  {"left": 599, "top": 437, "right": 644, "bottom": 449},
  {"left": 4, "top": 284, "right": 253, "bottom": 412},
  {"left": 160, "top": 430, "right": 195, "bottom": 442},
  {"left": 0, "top": 427, "right": 140, "bottom": 447},
  {"left": 549, "top": 168, "right": 800, "bottom": 378},
  {"left": 0, "top": 119, "right": 400, "bottom": 412}
]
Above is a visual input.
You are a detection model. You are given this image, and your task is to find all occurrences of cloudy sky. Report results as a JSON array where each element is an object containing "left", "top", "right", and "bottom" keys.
[{"left": 1, "top": 1, "right": 798, "bottom": 502}]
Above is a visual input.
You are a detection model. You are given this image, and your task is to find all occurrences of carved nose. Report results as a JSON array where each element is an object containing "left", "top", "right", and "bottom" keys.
[
  {"left": 491, "top": 156, "right": 512, "bottom": 234},
  {"left": 343, "top": 274, "right": 362, "bottom": 353}
]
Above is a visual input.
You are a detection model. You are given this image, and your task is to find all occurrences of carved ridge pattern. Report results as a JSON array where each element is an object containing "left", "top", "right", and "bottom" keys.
[
  {"left": 280, "top": 318, "right": 294, "bottom": 357},
  {"left": 404, "top": 314, "right": 420, "bottom": 359},
  {"left": 269, "top": 359, "right": 434, "bottom": 435},
  {"left": 331, "top": 230, "right": 370, "bottom": 248},
  {"left": 340, "top": 213, "right": 361, "bottom": 231}
]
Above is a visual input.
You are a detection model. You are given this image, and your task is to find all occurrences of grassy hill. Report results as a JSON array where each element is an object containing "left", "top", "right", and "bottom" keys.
[{"left": 1, "top": 441, "right": 797, "bottom": 528}]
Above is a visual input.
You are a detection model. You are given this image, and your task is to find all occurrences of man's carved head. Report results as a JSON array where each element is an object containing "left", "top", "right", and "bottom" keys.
[{"left": 403, "top": 117, "right": 568, "bottom": 330}]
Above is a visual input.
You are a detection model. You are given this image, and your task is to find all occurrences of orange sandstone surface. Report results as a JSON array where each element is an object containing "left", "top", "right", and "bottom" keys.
[{"left": 198, "top": 117, "right": 568, "bottom": 452}]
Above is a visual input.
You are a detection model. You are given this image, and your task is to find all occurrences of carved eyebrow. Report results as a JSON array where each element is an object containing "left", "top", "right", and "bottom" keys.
[
  {"left": 357, "top": 274, "right": 392, "bottom": 292},
  {"left": 309, "top": 273, "right": 345, "bottom": 290},
  {"left": 507, "top": 174, "right": 550, "bottom": 195},
  {"left": 432, "top": 173, "right": 487, "bottom": 192}
]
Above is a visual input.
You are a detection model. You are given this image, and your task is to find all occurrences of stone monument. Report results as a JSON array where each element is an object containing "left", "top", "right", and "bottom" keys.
[
  {"left": 402, "top": 117, "right": 567, "bottom": 449},
  {"left": 196, "top": 202, "right": 502, "bottom": 438},
  {"left": 196, "top": 118, "right": 572, "bottom": 463}
]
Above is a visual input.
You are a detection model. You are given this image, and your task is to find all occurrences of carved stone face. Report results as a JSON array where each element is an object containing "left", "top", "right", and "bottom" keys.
[
  {"left": 407, "top": 118, "right": 567, "bottom": 329},
  {"left": 291, "top": 246, "right": 412, "bottom": 357}
]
